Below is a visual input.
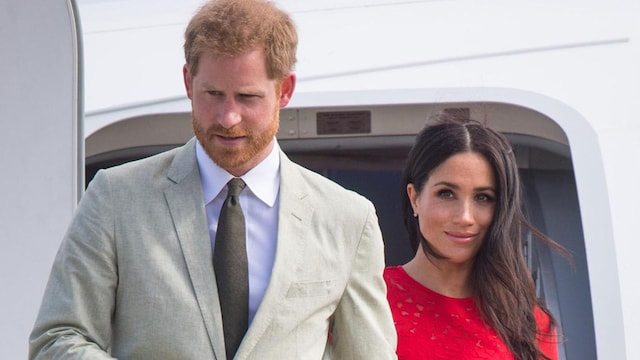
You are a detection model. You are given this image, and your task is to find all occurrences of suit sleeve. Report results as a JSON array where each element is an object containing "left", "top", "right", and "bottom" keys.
[
  {"left": 329, "top": 201, "right": 398, "bottom": 359},
  {"left": 29, "top": 171, "right": 118, "bottom": 359}
]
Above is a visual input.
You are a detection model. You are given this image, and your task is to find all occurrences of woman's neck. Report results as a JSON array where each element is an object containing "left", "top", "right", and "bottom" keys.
[{"left": 403, "top": 247, "right": 474, "bottom": 298}]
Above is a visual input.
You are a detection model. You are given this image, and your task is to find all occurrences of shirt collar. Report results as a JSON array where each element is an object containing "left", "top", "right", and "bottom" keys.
[{"left": 195, "top": 139, "right": 280, "bottom": 207}]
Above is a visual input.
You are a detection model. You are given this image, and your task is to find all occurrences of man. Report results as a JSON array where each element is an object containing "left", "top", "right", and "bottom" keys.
[{"left": 29, "top": 0, "right": 397, "bottom": 359}]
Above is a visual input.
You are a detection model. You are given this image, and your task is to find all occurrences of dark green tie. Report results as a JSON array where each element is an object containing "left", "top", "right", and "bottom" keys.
[{"left": 214, "top": 178, "right": 248, "bottom": 359}]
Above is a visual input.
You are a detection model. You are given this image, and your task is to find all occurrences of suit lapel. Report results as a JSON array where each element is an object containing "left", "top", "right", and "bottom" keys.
[
  {"left": 236, "top": 151, "right": 313, "bottom": 358},
  {"left": 163, "top": 138, "right": 225, "bottom": 360}
]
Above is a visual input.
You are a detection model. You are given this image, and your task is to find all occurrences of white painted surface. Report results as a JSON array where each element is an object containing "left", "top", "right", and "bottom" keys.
[
  {"left": 0, "top": 1, "right": 81, "bottom": 359},
  {"left": 6, "top": 0, "right": 639, "bottom": 358}
]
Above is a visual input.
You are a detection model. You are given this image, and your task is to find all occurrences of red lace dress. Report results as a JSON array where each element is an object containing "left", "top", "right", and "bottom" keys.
[{"left": 384, "top": 266, "right": 558, "bottom": 360}]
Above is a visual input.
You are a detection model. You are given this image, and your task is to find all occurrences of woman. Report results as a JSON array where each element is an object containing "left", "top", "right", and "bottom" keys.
[{"left": 385, "top": 117, "right": 568, "bottom": 360}]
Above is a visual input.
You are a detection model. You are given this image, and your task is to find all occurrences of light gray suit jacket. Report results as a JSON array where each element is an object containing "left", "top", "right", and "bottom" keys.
[{"left": 30, "top": 138, "right": 397, "bottom": 359}]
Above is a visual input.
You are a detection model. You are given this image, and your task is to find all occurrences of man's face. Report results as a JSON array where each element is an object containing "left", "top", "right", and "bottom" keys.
[{"left": 183, "top": 48, "right": 295, "bottom": 176}]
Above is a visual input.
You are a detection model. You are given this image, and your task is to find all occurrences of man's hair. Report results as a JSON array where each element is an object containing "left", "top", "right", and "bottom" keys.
[{"left": 184, "top": 0, "right": 297, "bottom": 79}]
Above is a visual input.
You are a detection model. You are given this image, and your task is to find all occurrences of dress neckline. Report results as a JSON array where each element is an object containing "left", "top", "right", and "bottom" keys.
[{"left": 389, "top": 265, "right": 475, "bottom": 303}]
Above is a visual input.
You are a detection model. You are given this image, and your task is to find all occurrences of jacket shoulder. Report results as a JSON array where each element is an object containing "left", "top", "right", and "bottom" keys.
[{"left": 89, "top": 142, "right": 191, "bottom": 187}]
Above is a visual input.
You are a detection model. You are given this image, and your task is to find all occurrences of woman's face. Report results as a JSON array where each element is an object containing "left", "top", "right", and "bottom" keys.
[{"left": 408, "top": 151, "right": 497, "bottom": 266}]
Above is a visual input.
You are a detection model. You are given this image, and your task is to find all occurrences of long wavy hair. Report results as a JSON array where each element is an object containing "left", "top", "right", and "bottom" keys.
[{"left": 401, "top": 116, "right": 569, "bottom": 360}]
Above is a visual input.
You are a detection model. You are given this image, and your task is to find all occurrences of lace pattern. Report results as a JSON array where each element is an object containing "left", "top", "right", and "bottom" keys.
[{"left": 385, "top": 266, "right": 515, "bottom": 360}]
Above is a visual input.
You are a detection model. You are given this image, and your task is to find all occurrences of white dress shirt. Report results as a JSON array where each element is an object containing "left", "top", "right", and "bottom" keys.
[{"left": 195, "top": 139, "right": 280, "bottom": 324}]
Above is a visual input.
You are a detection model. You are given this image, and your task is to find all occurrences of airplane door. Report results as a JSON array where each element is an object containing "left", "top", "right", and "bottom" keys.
[{"left": 0, "top": 0, "right": 82, "bottom": 358}]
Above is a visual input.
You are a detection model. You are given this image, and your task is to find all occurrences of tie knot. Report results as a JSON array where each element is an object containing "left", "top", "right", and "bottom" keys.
[{"left": 227, "top": 178, "right": 246, "bottom": 198}]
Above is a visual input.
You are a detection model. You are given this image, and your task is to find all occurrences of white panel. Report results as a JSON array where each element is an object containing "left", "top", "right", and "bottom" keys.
[{"left": 0, "top": 0, "right": 81, "bottom": 358}]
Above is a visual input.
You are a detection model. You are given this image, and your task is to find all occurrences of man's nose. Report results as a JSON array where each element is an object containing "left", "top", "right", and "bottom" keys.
[{"left": 218, "top": 98, "right": 241, "bottom": 128}]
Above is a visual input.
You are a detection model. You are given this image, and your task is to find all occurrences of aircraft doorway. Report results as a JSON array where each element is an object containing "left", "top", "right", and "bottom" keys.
[{"left": 84, "top": 101, "right": 596, "bottom": 359}]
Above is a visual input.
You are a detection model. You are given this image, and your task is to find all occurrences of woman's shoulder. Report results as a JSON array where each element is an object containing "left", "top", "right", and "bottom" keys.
[
  {"left": 533, "top": 306, "right": 552, "bottom": 332},
  {"left": 383, "top": 265, "right": 409, "bottom": 288},
  {"left": 383, "top": 265, "right": 403, "bottom": 278},
  {"left": 534, "top": 306, "right": 559, "bottom": 360},
  {"left": 383, "top": 266, "right": 411, "bottom": 298}
]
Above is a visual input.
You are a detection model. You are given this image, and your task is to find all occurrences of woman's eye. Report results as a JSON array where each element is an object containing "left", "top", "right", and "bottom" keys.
[
  {"left": 476, "top": 193, "right": 495, "bottom": 202},
  {"left": 437, "top": 190, "right": 454, "bottom": 199}
]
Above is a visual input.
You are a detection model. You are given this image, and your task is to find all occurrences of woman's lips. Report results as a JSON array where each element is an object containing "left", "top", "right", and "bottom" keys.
[{"left": 445, "top": 231, "right": 477, "bottom": 243}]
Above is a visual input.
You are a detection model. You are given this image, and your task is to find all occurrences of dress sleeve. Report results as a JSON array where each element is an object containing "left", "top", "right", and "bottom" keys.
[{"left": 534, "top": 306, "right": 559, "bottom": 360}]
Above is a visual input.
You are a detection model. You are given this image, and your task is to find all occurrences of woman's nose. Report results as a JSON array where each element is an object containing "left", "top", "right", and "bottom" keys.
[{"left": 454, "top": 200, "right": 474, "bottom": 225}]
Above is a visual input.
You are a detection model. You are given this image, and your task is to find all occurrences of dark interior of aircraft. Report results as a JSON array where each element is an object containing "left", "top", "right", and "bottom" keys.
[{"left": 85, "top": 134, "right": 596, "bottom": 359}]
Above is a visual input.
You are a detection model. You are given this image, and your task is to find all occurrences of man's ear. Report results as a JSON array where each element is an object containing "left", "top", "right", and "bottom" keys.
[
  {"left": 278, "top": 72, "right": 296, "bottom": 108},
  {"left": 183, "top": 64, "right": 193, "bottom": 100}
]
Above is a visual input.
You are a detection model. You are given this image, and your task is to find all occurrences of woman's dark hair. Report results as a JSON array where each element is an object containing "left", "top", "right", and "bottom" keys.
[{"left": 401, "top": 115, "right": 569, "bottom": 360}]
